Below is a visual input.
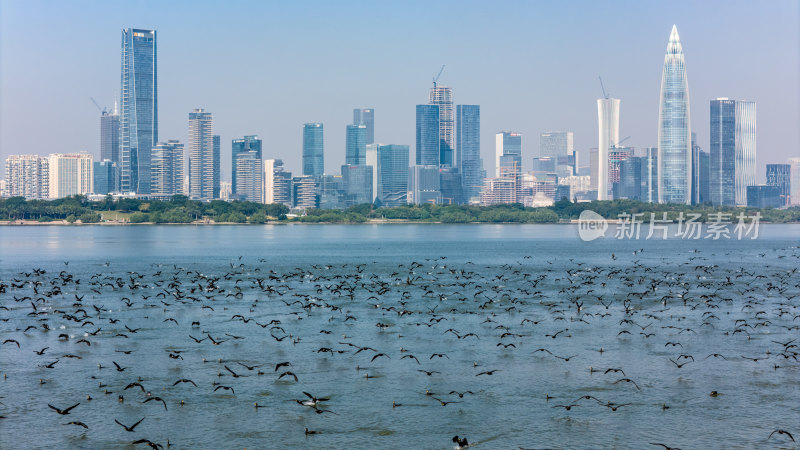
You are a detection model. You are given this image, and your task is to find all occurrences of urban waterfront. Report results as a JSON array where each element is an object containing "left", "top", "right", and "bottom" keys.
[{"left": 1, "top": 225, "right": 799, "bottom": 449}]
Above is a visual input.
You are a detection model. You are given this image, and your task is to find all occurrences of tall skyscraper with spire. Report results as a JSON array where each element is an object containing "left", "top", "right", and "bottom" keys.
[
  {"left": 657, "top": 25, "right": 691, "bottom": 204},
  {"left": 119, "top": 28, "right": 157, "bottom": 194}
]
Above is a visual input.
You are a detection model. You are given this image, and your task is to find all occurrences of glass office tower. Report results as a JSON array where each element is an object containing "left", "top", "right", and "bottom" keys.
[
  {"left": 416, "top": 105, "right": 440, "bottom": 166},
  {"left": 353, "top": 109, "right": 374, "bottom": 144},
  {"left": 429, "top": 86, "right": 454, "bottom": 166},
  {"left": 302, "top": 123, "right": 324, "bottom": 176},
  {"left": 120, "top": 28, "right": 157, "bottom": 194},
  {"left": 345, "top": 124, "right": 367, "bottom": 166},
  {"left": 456, "top": 105, "right": 481, "bottom": 202},
  {"left": 377, "top": 145, "right": 409, "bottom": 207}
]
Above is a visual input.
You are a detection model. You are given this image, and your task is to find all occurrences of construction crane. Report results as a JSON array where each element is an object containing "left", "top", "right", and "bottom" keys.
[
  {"left": 432, "top": 65, "right": 445, "bottom": 88},
  {"left": 90, "top": 97, "right": 108, "bottom": 114},
  {"left": 598, "top": 76, "right": 609, "bottom": 99},
  {"left": 619, "top": 136, "right": 631, "bottom": 145}
]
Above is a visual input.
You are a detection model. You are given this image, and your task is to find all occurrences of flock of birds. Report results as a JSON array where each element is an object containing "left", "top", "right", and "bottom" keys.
[{"left": 1, "top": 244, "right": 799, "bottom": 448}]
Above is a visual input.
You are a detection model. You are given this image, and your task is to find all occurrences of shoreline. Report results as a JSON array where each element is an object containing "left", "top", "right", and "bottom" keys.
[{"left": 2, "top": 219, "right": 797, "bottom": 226}]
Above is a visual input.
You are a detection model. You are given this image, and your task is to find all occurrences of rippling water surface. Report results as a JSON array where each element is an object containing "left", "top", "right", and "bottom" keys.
[{"left": 1, "top": 224, "right": 799, "bottom": 449}]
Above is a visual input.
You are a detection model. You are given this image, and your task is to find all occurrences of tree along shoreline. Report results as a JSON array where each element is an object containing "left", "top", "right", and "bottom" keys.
[{"left": 1, "top": 195, "right": 798, "bottom": 225}]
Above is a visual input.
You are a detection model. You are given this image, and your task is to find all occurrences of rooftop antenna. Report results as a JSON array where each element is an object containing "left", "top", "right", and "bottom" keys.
[
  {"left": 432, "top": 64, "right": 445, "bottom": 88},
  {"left": 598, "top": 76, "right": 609, "bottom": 99}
]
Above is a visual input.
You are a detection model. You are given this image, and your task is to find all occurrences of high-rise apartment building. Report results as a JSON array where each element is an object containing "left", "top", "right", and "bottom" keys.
[
  {"left": 5, "top": 155, "right": 49, "bottom": 199},
  {"left": 212, "top": 135, "right": 221, "bottom": 200},
  {"left": 377, "top": 145, "right": 409, "bottom": 207},
  {"left": 232, "top": 135, "right": 262, "bottom": 198},
  {"left": 302, "top": 124, "right": 324, "bottom": 177},
  {"left": 234, "top": 152, "right": 262, "bottom": 203},
  {"left": 353, "top": 108, "right": 374, "bottom": 144},
  {"left": 657, "top": 25, "right": 692, "bottom": 204},
  {"left": 264, "top": 159, "right": 292, "bottom": 206},
  {"left": 151, "top": 140, "right": 184, "bottom": 197},
  {"left": 345, "top": 124, "right": 367, "bottom": 166},
  {"left": 188, "top": 109, "right": 216, "bottom": 201},
  {"left": 292, "top": 176, "right": 316, "bottom": 209},
  {"left": 48, "top": 153, "right": 94, "bottom": 199},
  {"left": 429, "top": 86, "right": 454, "bottom": 166},
  {"left": 120, "top": 28, "right": 157, "bottom": 194},
  {"left": 416, "top": 104, "right": 440, "bottom": 166},
  {"left": 456, "top": 105, "right": 481, "bottom": 202}
]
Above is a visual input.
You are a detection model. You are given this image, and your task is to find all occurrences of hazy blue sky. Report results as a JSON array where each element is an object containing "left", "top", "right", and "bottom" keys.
[{"left": 1, "top": 0, "right": 797, "bottom": 182}]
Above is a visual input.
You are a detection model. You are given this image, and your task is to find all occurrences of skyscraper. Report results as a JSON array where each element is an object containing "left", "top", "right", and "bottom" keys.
[
  {"left": 456, "top": 105, "right": 481, "bottom": 202},
  {"left": 188, "top": 109, "right": 216, "bottom": 201},
  {"left": 151, "top": 140, "right": 184, "bottom": 197},
  {"left": 5, "top": 155, "right": 49, "bottom": 199},
  {"left": 234, "top": 152, "right": 263, "bottom": 203},
  {"left": 734, "top": 101, "right": 756, "bottom": 206},
  {"left": 540, "top": 131, "right": 574, "bottom": 158},
  {"left": 657, "top": 25, "right": 691, "bottom": 204},
  {"left": 264, "top": 159, "right": 292, "bottom": 206},
  {"left": 709, "top": 98, "right": 756, "bottom": 206},
  {"left": 789, "top": 158, "right": 800, "bottom": 206},
  {"left": 212, "top": 135, "right": 221, "bottom": 200},
  {"left": 597, "top": 98, "right": 620, "bottom": 200},
  {"left": 691, "top": 132, "right": 710, "bottom": 205},
  {"left": 409, "top": 165, "right": 441, "bottom": 205},
  {"left": 766, "top": 164, "right": 791, "bottom": 206},
  {"left": 495, "top": 132, "right": 522, "bottom": 176},
  {"left": 429, "top": 86, "right": 454, "bottom": 166},
  {"left": 232, "top": 135, "right": 262, "bottom": 195},
  {"left": 416, "top": 104, "right": 440, "bottom": 166},
  {"left": 48, "top": 154, "right": 94, "bottom": 199},
  {"left": 302, "top": 123, "right": 324, "bottom": 176},
  {"left": 377, "top": 145, "right": 409, "bottom": 207},
  {"left": 100, "top": 104, "right": 120, "bottom": 165},
  {"left": 640, "top": 147, "right": 658, "bottom": 203},
  {"left": 353, "top": 109, "right": 374, "bottom": 144},
  {"left": 710, "top": 98, "right": 736, "bottom": 206},
  {"left": 340, "top": 164, "right": 373, "bottom": 206},
  {"left": 345, "top": 124, "right": 367, "bottom": 166},
  {"left": 292, "top": 176, "right": 316, "bottom": 209},
  {"left": 120, "top": 28, "right": 157, "bottom": 194}
]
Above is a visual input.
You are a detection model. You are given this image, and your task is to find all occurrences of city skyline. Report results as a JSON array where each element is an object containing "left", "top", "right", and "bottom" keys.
[{"left": 0, "top": 1, "right": 797, "bottom": 184}]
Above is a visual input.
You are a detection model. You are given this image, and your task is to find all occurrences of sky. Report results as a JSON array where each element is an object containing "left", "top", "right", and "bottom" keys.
[{"left": 1, "top": 0, "right": 798, "bottom": 183}]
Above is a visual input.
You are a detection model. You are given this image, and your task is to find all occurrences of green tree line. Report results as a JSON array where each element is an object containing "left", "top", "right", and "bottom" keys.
[{"left": 0, "top": 195, "right": 797, "bottom": 224}]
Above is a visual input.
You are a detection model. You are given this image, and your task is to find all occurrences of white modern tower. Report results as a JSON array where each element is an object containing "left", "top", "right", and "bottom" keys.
[
  {"left": 597, "top": 98, "right": 620, "bottom": 200},
  {"left": 734, "top": 101, "right": 756, "bottom": 206},
  {"left": 657, "top": 25, "right": 692, "bottom": 204}
]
